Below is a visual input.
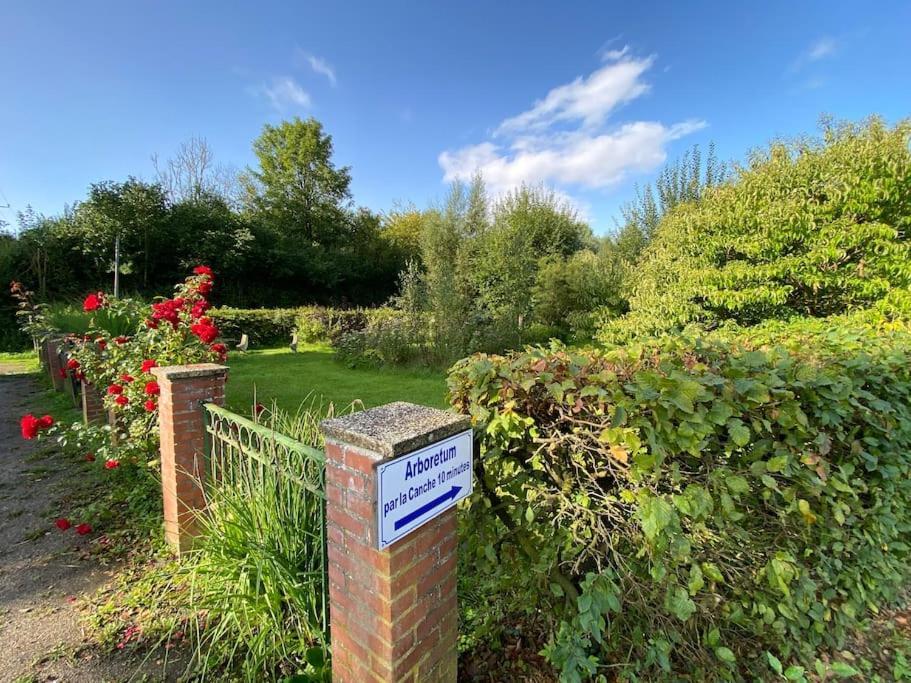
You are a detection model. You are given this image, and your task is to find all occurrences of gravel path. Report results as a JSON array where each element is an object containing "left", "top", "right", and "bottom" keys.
[{"left": 0, "top": 372, "right": 176, "bottom": 682}]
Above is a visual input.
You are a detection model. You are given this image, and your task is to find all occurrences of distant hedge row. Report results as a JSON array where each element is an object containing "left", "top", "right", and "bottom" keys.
[
  {"left": 208, "top": 306, "right": 389, "bottom": 348},
  {"left": 448, "top": 316, "right": 911, "bottom": 680}
]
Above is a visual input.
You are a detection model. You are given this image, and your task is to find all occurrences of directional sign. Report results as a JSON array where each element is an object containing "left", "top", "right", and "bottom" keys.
[{"left": 376, "top": 429, "right": 473, "bottom": 550}]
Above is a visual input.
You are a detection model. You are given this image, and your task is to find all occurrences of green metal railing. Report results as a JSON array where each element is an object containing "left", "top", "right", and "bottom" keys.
[{"left": 202, "top": 402, "right": 329, "bottom": 638}]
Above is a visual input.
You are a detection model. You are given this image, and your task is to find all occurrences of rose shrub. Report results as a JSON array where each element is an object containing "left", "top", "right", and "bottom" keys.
[{"left": 63, "top": 268, "right": 227, "bottom": 463}]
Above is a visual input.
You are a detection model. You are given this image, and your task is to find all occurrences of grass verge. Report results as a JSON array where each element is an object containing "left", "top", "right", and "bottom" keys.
[{"left": 225, "top": 345, "right": 447, "bottom": 413}]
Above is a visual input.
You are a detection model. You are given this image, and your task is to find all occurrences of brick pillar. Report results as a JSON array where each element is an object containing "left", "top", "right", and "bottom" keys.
[
  {"left": 46, "top": 336, "right": 66, "bottom": 390},
  {"left": 151, "top": 363, "right": 228, "bottom": 555},
  {"left": 81, "top": 381, "right": 106, "bottom": 425},
  {"left": 321, "top": 402, "right": 469, "bottom": 683}
]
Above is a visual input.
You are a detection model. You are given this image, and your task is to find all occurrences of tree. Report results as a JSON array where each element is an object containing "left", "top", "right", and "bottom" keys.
[
  {"left": 613, "top": 144, "right": 725, "bottom": 262},
  {"left": 242, "top": 117, "right": 352, "bottom": 244},
  {"left": 69, "top": 179, "right": 171, "bottom": 291},
  {"left": 600, "top": 117, "right": 911, "bottom": 344},
  {"left": 153, "top": 136, "right": 241, "bottom": 206}
]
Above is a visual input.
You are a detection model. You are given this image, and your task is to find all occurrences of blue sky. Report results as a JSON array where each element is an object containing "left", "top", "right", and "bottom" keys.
[{"left": 1, "top": 1, "right": 909, "bottom": 234}]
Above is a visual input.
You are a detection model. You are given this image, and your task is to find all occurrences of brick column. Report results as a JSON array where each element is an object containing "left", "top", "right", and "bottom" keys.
[
  {"left": 81, "top": 381, "right": 106, "bottom": 425},
  {"left": 151, "top": 363, "right": 228, "bottom": 555},
  {"left": 321, "top": 402, "right": 468, "bottom": 683},
  {"left": 46, "top": 336, "right": 66, "bottom": 390}
]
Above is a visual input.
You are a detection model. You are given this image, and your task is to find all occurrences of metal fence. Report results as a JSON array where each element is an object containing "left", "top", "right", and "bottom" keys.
[{"left": 202, "top": 402, "right": 329, "bottom": 637}]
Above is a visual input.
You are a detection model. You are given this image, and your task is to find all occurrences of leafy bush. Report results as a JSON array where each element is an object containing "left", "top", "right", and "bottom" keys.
[
  {"left": 294, "top": 306, "right": 372, "bottom": 344},
  {"left": 600, "top": 117, "right": 911, "bottom": 345},
  {"left": 448, "top": 317, "right": 911, "bottom": 680},
  {"left": 209, "top": 307, "right": 298, "bottom": 347}
]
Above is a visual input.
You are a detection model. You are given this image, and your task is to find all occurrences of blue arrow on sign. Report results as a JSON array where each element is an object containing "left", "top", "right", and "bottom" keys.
[{"left": 394, "top": 486, "right": 462, "bottom": 530}]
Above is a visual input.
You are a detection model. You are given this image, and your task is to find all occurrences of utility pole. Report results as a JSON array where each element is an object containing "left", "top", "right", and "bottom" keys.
[{"left": 113, "top": 234, "right": 121, "bottom": 298}]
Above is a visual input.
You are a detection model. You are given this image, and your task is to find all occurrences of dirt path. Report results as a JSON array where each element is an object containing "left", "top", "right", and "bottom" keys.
[{"left": 0, "top": 373, "right": 172, "bottom": 682}]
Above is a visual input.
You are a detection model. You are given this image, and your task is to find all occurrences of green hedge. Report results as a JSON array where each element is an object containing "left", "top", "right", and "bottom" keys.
[
  {"left": 208, "top": 306, "right": 389, "bottom": 348},
  {"left": 209, "top": 307, "right": 299, "bottom": 347},
  {"left": 448, "top": 317, "right": 911, "bottom": 680}
]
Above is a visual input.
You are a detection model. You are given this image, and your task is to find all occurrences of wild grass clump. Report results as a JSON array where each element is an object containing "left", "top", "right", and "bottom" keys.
[{"left": 179, "top": 397, "right": 339, "bottom": 681}]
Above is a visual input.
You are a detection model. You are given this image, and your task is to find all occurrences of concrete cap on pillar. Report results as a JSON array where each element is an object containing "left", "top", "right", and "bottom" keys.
[
  {"left": 320, "top": 401, "right": 471, "bottom": 459},
  {"left": 151, "top": 363, "right": 229, "bottom": 381}
]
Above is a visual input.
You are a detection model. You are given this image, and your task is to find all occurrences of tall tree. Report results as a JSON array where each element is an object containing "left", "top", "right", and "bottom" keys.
[{"left": 242, "top": 118, "right": 352, "bottom": 244}]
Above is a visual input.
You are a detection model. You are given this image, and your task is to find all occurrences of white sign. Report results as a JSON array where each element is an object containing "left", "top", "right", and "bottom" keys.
[{"left": 376, "top": 429, "right": 473, "bottom": 550}]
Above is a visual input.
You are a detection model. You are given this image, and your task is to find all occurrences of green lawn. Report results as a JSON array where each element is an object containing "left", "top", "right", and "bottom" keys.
[
  {"left": 0, "top": 350, "right": 40, "bottom": 374},
  {"left": 224, "top": 344, "right": 448, "bottom": 414}
]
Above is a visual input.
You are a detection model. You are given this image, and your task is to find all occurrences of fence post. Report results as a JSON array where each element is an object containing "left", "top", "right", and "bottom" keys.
[
  {"left": 46, "top": 335, "right": 66, "bottom": 391},
  {"left": 321, "top": 402, "right": 470, "bottom": 682},
  {"left": 151, "top": 363, "right": 228, "bottom": 555},
  {"left": 81, "top": 380, "right": 105, "bottom": 425}
]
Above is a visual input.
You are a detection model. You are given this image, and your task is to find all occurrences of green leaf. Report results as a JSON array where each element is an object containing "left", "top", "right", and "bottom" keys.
[
  {"left": 784, "top": 665, "right": 806, "bottom": 681},
  {"left": 715, "top": 647, "right": 736, "bottom": 664},
  {"left": 665, "top": 585, "right": 696, "bottom": 621},
  {"left": 830, "top": 661, "right": 860, "bottom": 678},
  {"left": 638, "top": 496, "right": 675, "bottom": 543},
  {"left": 688, "top": 563, "right": 705, "bottom": 595},
  {"left": 725, "top": 475, "right": 750, "bottom": 494},
  {"left": 767, "top": 651, "right": 783, "bottom": 675},
  {"left": 727, "top": 419, "right": 751, "bottom": 447}
]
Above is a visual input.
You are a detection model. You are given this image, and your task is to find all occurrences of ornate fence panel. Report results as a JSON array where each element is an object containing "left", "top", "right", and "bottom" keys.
[{"left": 202, "top": 402, "right": 329, "bottom": 638}]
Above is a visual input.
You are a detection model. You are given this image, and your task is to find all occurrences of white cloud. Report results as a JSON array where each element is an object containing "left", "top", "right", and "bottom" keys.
[
  {"left": 790, "top": 37, "right": 838, "bottom": 73},
  {"left": 306, "top": 54, "right": 337, "bottom": 86},
  {"left": 261, "top": 76, "right": 311, "bottom": 110},
  {"left": 441, "top": 120, "right": 705, "bottom": 195},
  {"left": 495, "top": 54, "right": 654, "bottom": 135},
  {"left": 439, "top": 50, "right": 706, "bottom": 200},
  {"left": 808, "top": 37, "right": 837, "bottom": 61}
]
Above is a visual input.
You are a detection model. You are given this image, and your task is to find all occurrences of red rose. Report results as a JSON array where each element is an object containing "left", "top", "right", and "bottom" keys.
[
  {"left": 96, "top": 338, "right": 107, "bottom": 351},
  {"left": 143, "top": 399, "right": 157, "bottom": 412},
  {"left": 83, "top": 292, "right": 105, "bottom": 312},
  {"left": 104, "top": 459, "right": 119, "bottom": 470},
  {"left": 55, "top": 518, "right": 71, "bottom": 531},
  {"left": 210, "top": 342, "right": 228, "bottom": 361},
  {"left": 191, "top": 300, "right": 210, "bottom": 319},
  {"left": 37, "top": 415, "right": 54, "bottom": 429},
  {"left": 145, "top": 319, "right": 159, "bottom": 329},
  {"left": 75, "top": 523, "right": 92, "bottom": 535},
  {"left": 66, "top": 358, "right": 80, "bottom": 370},
  {"left": 193, "top": 265, "right": 213, "bottom": 277},
  {"left": 57, "top": 367, "right": 67, "bottom": 379},
  {"left": 114, "top": 336, "right": 129, "bottom": 345},
  {"left": 144, "top": 381, "right": 160, "bottom": 396},
  {"left": 85, "top": 453, "right": 96, "bottom": 462},
  {"left": 107, "top": 384, "right": 123, "bottom": 395},
  {"left": 119, "top": 374, "right": 134, "bottom": 383},
  {"left": 141, "top": 359, "right": 158, "bottom": 373},
  {"left": 197, "top": 280, "right": 213, "bottom": 295},
  {"left": 114, "top": 395, "right": 129, "bottom": 406},
  {"left": 190, "top": 322, "right": 219, "bottom": 344}
]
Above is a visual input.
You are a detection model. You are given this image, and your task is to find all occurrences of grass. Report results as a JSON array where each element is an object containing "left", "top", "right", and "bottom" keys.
[
  {"left": 225, "top": 344, "right": 448, "bottom": 413},
  {"left": 0, "top": 350, "right": 40, "bottom": 373}
]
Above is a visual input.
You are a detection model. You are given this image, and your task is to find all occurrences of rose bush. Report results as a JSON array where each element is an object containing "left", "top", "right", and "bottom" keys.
[{"left": 58, "top": 267, "right": 228, "bottom": 463}]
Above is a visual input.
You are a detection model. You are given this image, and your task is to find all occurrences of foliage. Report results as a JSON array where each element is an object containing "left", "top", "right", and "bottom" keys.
[
  {"left": 600, "top": 117, "right": 911, "bottom": 344},
  {"left": 612, "top": 143, "right": 725, "bottom": 263},
  {"left": 533, "top": 250, "right": 629, "bottom": 342},
  {"left": 448, "top": 316, "right": 911, "bottom": 680},
  {"left": 344, "top": 180, "right": 597, "bottom": 368},
  {"left": 44, "top": 300, "right": 144, "bottom": 337},
  {"left": 209, "top": 306, "right": 299, "bottom": 347}
]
